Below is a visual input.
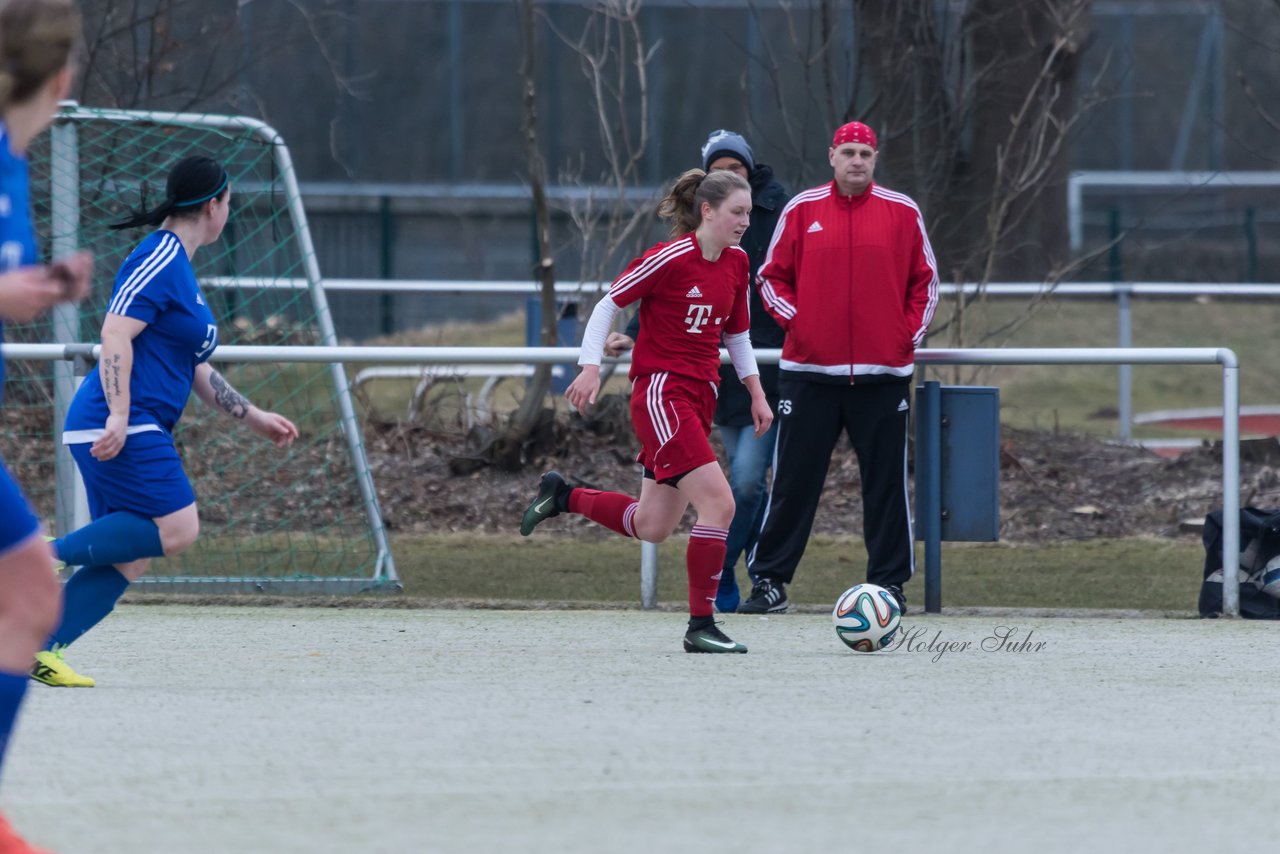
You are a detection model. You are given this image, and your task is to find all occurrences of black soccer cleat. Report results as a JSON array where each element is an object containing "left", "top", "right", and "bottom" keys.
[
  {"left": 683, "top": 618, "right": 748, "bottom": 653},
  {"left": 884, "top": 584, "right": 908, "bottom": 616},
  {"left": 519, "top": 471, "right": 571, "bottom": 536},
  {"left": 738, "top": 579, "right": 789, "bottom": 614}
]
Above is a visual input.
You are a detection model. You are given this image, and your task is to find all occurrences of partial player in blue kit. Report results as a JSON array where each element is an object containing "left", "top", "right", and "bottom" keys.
[
  {"left": 32, "top": 155, "right": 300, "bottom": 689},
  {"left": 0, "top": 1, "right": 94, "bottom": 850}
]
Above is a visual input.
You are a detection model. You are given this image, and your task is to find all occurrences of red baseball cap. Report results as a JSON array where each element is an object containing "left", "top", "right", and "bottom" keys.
[{"left": 831, "top": 121, "right": 878, "bottom": 150}]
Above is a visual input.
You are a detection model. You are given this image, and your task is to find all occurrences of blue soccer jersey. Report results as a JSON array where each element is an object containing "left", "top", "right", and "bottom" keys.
[
  {"left": 0, "top": 123, "right": 40, "bottom": 405},
  {"left": 0, "top": 123, "right": 43, "bottom": 550},
  {"left": 66, "top": 230, "right": 219, "bottom": 436}
]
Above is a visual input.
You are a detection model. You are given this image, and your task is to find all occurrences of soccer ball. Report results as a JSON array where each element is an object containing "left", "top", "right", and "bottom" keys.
[
  {"left": 1260, "top": 554, "right": 1280, "bottom": 599},
  {"left": 832, "top": 583, "right": 902, "bottom": 652}
]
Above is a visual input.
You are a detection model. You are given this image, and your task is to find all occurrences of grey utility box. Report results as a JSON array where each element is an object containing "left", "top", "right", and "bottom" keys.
[{"left": 915, "top": 384, "right": 1000, "bottom": 543}]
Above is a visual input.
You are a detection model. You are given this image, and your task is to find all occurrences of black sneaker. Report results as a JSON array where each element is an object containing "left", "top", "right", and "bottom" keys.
[
  {"left": 519, "top": 471, "right": 571, "bottom": 536},
  {"left": 683, "top": 618, "right": 748, "bottom": 653},
  {"left": 884, "top": 584, "right": 908, "bottom": 615},
  {"left": 738, "top": 579, "right": 788, "bottom": 614}
]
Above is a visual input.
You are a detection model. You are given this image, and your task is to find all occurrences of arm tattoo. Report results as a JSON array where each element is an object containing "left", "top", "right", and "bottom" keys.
[
  {"left": 210, "top": 370, "right": 251, "bottom": 419},
  {"left": 105, "top": 353, "right": 123, "bottom": 408}
]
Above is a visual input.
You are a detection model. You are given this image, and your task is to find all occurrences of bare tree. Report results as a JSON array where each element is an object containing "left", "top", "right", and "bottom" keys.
[
  {"left": 738, "top": 1, "right": 856, "bottom": 191},
  {"left": 472, "top": 0, "right": 562, "bottom": 471},
  {"left": 458, "top": 0, "right": 664, "bottom": 471},
  {"left": 726, "top": 0, "right": 1115, "bottom": 387},
  {"left": 1231, "top": 0, "right": 1280, "bottom": 152},
  {"left": 853, "top": 0, "right": 1097, "bottom": 284},
  {"left": 548, "top": 0, "right": 661, "bottom": 306},
  {"left": 76, "top": 1, "right": 360, "bottom": 139}
]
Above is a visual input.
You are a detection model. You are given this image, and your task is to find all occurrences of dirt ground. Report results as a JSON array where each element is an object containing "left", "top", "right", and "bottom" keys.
[
  {"left": 6, "top": 390, "right": 1278, "bottom": 543},
  {"left": 361, "top": 394, "right": 1280, "bottom": 543}
]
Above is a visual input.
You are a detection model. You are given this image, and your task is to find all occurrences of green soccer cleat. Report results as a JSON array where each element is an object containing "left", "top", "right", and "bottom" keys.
[
  {"left": 30, "top": 650, "right": 95, "bottom": 688},
  {"left": 520, "top": 471, "right": 570, "bottom": 536},
  {"left": 43, "top": 535, "right": 65, "bottom": 574},
  {"left": 683, "top": 619, "right": 748, "bottom": 654}
]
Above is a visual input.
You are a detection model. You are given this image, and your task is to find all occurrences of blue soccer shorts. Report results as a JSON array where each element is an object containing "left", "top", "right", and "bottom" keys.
[
  {"left": 68, "top": 429, "right": 196, "bottom": 521},
  {"left": 0, "top": 459, "right": 41, "bottom": 556}
]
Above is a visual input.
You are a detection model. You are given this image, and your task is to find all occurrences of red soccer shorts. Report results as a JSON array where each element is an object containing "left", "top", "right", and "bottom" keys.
[{"left": 630, "top": 371, "right": 718, "bottom": 484}]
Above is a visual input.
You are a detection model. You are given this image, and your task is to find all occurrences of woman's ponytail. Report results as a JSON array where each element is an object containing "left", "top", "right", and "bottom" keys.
[
  {"left": 110, "top": 155, "right": 228, "bottom": 231},
  {"left": 656, "top": 169, "right": 706, "bottom": 238},
  {"left": 655, "top": 168, "right": 750, "bottom": 239}
]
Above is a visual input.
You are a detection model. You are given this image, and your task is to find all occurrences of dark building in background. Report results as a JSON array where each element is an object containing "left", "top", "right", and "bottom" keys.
[{"left": 74, "top": 0, "right": 1278, "bottom": 338}]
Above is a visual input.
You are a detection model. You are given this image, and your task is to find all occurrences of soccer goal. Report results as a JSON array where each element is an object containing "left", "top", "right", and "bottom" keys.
[{"left": 0, "top": 103, "right": 396, "bottom": 593}]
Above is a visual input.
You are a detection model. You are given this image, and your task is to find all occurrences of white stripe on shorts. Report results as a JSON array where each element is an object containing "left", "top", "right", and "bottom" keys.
[
  {"left": 646, "top": 372, "right": 673, "bottom": 444},
  {"left": 62, "top": 423, "right": 163, "bottom": 445}
]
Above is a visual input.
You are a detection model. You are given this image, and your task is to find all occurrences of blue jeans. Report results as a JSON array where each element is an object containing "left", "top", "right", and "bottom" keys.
[{"left": 715, "top": 421, "right": 778, "bottom": 611}]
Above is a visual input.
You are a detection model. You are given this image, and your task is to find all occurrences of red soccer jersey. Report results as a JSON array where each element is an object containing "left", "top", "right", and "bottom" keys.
[{"left": 607, "top": 233, "right": 751, "bottom": 383}]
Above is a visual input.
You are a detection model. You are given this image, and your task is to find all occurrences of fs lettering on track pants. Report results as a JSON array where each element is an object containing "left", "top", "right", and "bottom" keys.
[{"left": 747, "top": 377, "right": 915, "bottom": 589}]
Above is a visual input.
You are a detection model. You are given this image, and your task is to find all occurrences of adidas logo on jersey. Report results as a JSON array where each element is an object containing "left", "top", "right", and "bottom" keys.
[
  {"left": 898, "top": 399, "right": 909, "bottom": 412},
  {"left": 196, "top": 294, "right": 205, "bottom": 305},
  {"left": 685, "top": 286, "right": 703, "bottom": 298},
  {"left": 807, "top": 221, "right": 823, "bottom": 233}
]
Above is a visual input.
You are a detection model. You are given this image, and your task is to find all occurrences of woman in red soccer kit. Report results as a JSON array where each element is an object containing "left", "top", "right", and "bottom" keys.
[{"left": 520, "top": 169, "right": 772, "bottom": 654}]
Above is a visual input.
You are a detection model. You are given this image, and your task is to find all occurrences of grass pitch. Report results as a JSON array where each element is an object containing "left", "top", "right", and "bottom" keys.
[
  {"left": 129, "top": 533, "right": 1209, "bottom": 613},
  {"left": 385, "top": 533, "right": 1207, "bottom": 613}
]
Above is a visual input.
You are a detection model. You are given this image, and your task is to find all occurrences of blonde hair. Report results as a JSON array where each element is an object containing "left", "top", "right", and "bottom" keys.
[
  {"left": 656, "top": 168, "right": 751, "bottom": 238},
  {"left": 0, "top": 0, "right": 80, "bottom": 110}
]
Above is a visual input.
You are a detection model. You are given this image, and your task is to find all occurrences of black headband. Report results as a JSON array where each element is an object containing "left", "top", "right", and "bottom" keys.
[{"left": 173, "top": 170, "right": 229, "bottom": 208}]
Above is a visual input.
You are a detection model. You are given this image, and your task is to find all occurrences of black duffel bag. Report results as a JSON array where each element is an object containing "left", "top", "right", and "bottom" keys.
[{"left": 1200, "top": 506, "right": 1280, "bottom": 618}]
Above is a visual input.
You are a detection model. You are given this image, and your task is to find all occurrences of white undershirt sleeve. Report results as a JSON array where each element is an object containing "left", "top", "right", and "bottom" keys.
[
  {"left": 577, "top": 296, "right": 622, "bottom": 367},
  {"left": 724, "top": 330, "right": 759, "bottom": 380}
]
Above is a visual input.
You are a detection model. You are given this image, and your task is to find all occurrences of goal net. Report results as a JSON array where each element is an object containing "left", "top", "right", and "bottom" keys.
[{"left": 0, "top": 104, "right": 395, "bottom": 593}]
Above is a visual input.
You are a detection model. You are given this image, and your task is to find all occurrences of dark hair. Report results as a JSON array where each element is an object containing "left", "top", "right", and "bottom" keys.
[
  {"left": 0, "top": 0, "right": 80, "bottom": 110},
  {"left": 110, "top": 155, "right": 230, "bottom": 231},
  {"left": 656, "top": 169, "right": 751, "bottom": 238}
]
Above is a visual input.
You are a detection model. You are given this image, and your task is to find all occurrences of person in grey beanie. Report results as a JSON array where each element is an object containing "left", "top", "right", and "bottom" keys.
[
  {"left": 700, "top": 129, "right": 755, "bottom": 175},
  {"left": 606, "top": 129, "right": 790, "bottom": 611}
]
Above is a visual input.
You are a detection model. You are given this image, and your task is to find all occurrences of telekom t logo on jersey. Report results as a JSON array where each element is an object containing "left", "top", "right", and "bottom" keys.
[{"left": 684, "top": 304, "right": 714, "bottom": 334}]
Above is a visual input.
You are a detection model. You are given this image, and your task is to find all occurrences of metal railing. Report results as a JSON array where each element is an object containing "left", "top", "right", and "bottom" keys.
[
  {"left": 1068, "top": 171, "right": 1280, "bottom": 253},
  {"left": 203, "top": 275, "right": 1273, "bottom": 442},
  {"left": 2, "top": 343, "right": 1242, "bottom": 616},
  {"left": 202, "top": 277, "right": 1280, "bottom": 298}
]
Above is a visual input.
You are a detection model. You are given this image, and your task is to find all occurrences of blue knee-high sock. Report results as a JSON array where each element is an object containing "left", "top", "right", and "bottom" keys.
[
  {"left": 47, "top": 565, "right": 130, "bottom": 650},
  {"left": 53, "top": 512, "right": 164, "bottom": 567},
  {"left": 0, "top": 670, "right": 30, "bottom": 773}
]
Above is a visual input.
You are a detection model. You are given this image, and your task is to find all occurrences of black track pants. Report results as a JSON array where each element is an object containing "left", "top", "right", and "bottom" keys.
[{"left": 747, "top": 377, "right": 914, "bottom": 589}]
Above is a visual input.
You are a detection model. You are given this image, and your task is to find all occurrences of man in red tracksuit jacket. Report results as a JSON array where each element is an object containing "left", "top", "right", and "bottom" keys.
[{"left": 739, "top": 120, "right": 940, "bottom": 615}]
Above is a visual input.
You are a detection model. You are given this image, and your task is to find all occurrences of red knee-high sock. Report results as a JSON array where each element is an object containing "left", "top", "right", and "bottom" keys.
[
  {"left": 687, "top": 525, "right": 729, "bottom": 617},
  {"left": 568, "top": 489, "right": 639, "bottom": 538}
]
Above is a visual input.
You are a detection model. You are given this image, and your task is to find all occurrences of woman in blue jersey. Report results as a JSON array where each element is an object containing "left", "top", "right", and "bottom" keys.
[
  {"left": 0, "top": 1, "right": 91, "bottom": 850},
  {"left": 32, "top": 155, "right": 299, "bottom": 688}
]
